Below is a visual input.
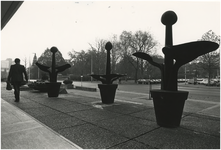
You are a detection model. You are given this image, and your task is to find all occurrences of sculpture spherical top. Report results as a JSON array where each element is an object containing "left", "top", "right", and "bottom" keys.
[
  {"left": 161, "top": 10, "right": 177, "bottom": 25},
  {"left": 50, "top": 47, "right": 58, "bottom": 53},
  {"left": 105, "top": 42, "right": 113, "bottom": 51}
]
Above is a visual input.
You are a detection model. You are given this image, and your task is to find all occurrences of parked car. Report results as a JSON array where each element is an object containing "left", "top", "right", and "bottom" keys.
[
  {"left": 137, "top": 79, "right": 148, "bottom": 84},
  {"left": 199, "top": 78, "right": 208, "bottom": 85},
  {"left": 188, "top": 78, "right": 196, "bottom": 84},
  {"left": 28, "top": 79, "right": 49, "bottom": 92},
  {"left": 199, "top": 78, "right": 219, "bottom": 86},
  {"left": 210, "top": 79, "right": 220, "bottom": 86},
  {"left": 196, "top": 78, "right": 203, "bottom": 84},
  {"left": 137, "top": 79, "right": 162, "bottom": 84},
  {"left": 188, "top": 78, "right": 204, "bottom": 85}
]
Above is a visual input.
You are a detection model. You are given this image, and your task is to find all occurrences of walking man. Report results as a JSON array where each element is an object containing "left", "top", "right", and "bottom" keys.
[{"left": 7, "top": 58, "right": 28, "bottom": 102}]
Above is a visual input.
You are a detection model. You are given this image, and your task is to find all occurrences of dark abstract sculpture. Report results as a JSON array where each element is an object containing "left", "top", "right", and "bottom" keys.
[
  {"left": 36, "top": 47, "right": 71, "bottom": 97},
  {"left": 90, "top": 42, "right": 126, "bottom": 104},
  {"left": 133, "top": 11, "right": 219, "bottom": 127}
]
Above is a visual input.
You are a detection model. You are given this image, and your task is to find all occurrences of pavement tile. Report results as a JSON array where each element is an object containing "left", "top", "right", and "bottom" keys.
[
  {"left": 1, "top": 102, "right": 31, "bottom": 125},
  {"left": 13, "top": 101, "right": 44, "bottom": 109},
  {"left": 35, "top": 113, "right": 71, "bottom": 119},
  {"left": 109, "top": 140, "right": 155, "bottom": 149},
  {"left": 1, "top": 111, "right": 26, "bottom": 125},
  {"left": 68, "top": 108, "right": 122, "bottom": 123},
  {"left": 184, "top": 100, "right": 215, "bottom": 113},
  {"left": 52, "top": 103, "right": 93, "bottom": 113},
  {"left": 197, "top": 104, "right": 220, "bottom": 118},
  {"left": 36, "top": 97, "right": 73, "bottom": 104},
  {"left": 1, "top": 94, "right": 17, "bottom": 103},
  {"left": 42, "top": 101, "right": 75, "bottom": 108},
  {"left": 2, "top": 126, "right": 78, "bottom": 149},
  {"left": 31, "top": 97, "right": 71, "bottom": 105},
  {"left": 135, "top": 127, "right": 220, "bottom": 149},
  {"left": 1, "top": 98, "right": 81, "bottom": 149},
  {"left": 64, "top": 96, "right": 100, "bottom": 105},
  {"left": 1, "top": 89, "right": 14, "bottom": 98},
  {"left": 1, "top": 120, "right": 42, "bottom": 135},
  {"left": 188, "top": 94, "right": 220, "bottom": 102},
  {"left": 35, "top": 114, "right": 87, "bottom": 130},
  {"left": 20, "top": 91, "right": 47, "bottom": 100},
  {"left": 14, "top": 98, "right": 34, "bottom": 103},
  {"left": 189, "top": 113, "right": 220, "bottom": 121},
  {"left": 22, "top": 107, "right": 61, "bottom": 117},
  {"left": 130, "top": 107, "right": 156, "bottom": 121},
  {"left": 57, "top": 123, "right": 128, "bottom": 149},
  {"left": 181, "top": 113, "right": 220, "bottom": 136},
  {"left": 102, "top": 102, "right": 148, "bottom": 114},
  {"left": 94, "top": 115, "right": 158, "bottom": 138}
]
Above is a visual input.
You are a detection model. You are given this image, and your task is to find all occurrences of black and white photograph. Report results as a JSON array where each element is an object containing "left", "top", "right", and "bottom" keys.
[{"left": 1, "top": 0, "right": 220, "bottom": 149}]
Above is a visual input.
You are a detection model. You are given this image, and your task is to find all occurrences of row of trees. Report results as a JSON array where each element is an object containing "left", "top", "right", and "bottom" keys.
[
  {"left": 67, "top": 30, "right": 220, "bottom": 82},
  {"left": 197, "top": 30, "right": 220, "bottom": 84},
  {"left": 68, "top": 30, "right": 159, "bottom": 82},
  {"left": 28, "top": 48, "right": 69, "bottom": 80},
  {"left": 28, "top": 30, "right": 220, "bottom": 83}
]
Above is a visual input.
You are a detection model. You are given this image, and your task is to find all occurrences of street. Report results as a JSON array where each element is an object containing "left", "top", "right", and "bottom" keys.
[
  {"left": 71, "top": 80, "right": 220, "bottom": 102},
  {"left": 67, "top": 80, "right": 220, "bottom": 118}
]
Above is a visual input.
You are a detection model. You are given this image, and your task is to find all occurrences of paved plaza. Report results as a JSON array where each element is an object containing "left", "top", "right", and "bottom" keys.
[{"left": 1, "top": 82, "right": 220, "bottom": 149}]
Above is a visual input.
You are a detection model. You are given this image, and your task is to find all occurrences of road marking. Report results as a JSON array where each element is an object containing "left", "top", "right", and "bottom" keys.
[
  {"left": 197, "top": 104, "right": 220, "bottom": 118},
  {"left": 187, "top": 99, "right": 220, "bottom": 105},
  {"left": 115, "top": 99, "right": 143, "bottom": 105},
  {"left": 199, "top": 104, "right": 220, "bottom": 112},
  {"left": 117, "top": 90, "right": 149, "bottom": 96}
]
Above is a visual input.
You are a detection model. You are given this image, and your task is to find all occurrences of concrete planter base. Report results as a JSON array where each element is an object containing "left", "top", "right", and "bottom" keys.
[
  {"left": 98, "top": 84, "right": 118, "bottom": 104},
  {"left": 46, "top": 82, "right": 61, "bottom": 97},
  {"left": 151, "top": 89, "right": 189, "bottom": 128}
]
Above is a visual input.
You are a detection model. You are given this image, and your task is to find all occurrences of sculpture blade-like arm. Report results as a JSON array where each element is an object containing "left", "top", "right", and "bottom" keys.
[
  {"left": 90, "top": 74, "right": 106, "bottom": 84},
  {"left": 109, "top": 74, "right": 126, "bottom": 84},
  {"left": 90, "top": 74, "right": 126, "bottom": 84},
  {"left": 133, "top": 52, "right": 162, "bottom": 69},
  {"left": 36, "top": 62, "right": 51, "bottom": 73},
  {"left": 55, "top": 64, "right": 71, "bottom": 73},
  {"left": 163, "top": 41, "right": 219, "bottom": 67}
]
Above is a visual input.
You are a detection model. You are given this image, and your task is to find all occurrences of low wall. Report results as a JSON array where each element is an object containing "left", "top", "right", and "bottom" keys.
[{"left": 75, "top": 86, "right": 97, "bottom": 92}]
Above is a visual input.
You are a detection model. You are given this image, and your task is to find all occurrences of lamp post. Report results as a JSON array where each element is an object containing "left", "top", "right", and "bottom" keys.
[
  {"left": 29, "top": 55, "right": 31, "bottom": 80},
  {"left": 149, "top": 74, "right": 152, "bottom": 100},
  {"left": 91, "top": 53, "right": 93, "bottom": 82},
  {"left": 185, "top": 65, "right": 187, "bottom": 84},
  {"left": 81, "top": 75, "right": 83, "bottom": 87},
  {"left": 29, "top": 53, "right": 36, "bottom": 80}
]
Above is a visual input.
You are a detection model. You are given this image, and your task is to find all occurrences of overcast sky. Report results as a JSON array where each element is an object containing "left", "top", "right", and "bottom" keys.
[{"left": 1, "top": 0, "right": 220, "bottom": 65}]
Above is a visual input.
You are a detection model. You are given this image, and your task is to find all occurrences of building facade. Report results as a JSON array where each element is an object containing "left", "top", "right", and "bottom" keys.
[{"left": 1, "top": 58, "right": 13, "bottom": 80}]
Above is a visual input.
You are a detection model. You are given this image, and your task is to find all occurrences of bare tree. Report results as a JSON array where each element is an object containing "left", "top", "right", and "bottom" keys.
[
  {"left": 198, "top": 30, "right": 220, "bottom": 85},
  {"left": 88, "top": 39, "right": 107, "bottom": 74},
  {"left": 22, "top": 57, "right": 29, "bottom": 78},
  {"left": 110, "top": 34, "right": 122, "bottom": 73},
  {"left": 23, "top": 57, "right": 28, "bottom": 68},
  {"left": 118, "top": 30, "right": 158, "bottom": 82}
]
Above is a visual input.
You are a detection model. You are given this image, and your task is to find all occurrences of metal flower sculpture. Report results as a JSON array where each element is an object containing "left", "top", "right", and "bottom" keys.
[
  {"left": 90, "top": 42, "right": 126, "bottom": 84},
  {"left": 133, "top": 11, "right": 219, "bottom": 91},
  {"left": 132, "top": 10, "right": 219, "bottom": 128},
  {"left": 36, "top": 47, "right": 71, "bottom": 83}
]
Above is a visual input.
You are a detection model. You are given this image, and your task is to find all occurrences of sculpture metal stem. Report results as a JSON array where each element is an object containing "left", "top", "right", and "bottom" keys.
[
  {"left": 36, "top": 47, "right": 71, "bottom": 83},
  {"left": 106, "top": 48, "right": 111, "bottom": 75},
  {"left": 162, "top": 11, "right": 177, "bottom": 91},
  {"left": 51, "top": 50, "right": 56, "bottom": 82},
  {"left": 133, "top": 10, "right": 219, "bottom": 92}
]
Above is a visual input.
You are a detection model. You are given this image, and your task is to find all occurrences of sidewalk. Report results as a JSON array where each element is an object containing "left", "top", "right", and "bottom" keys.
[
  {"left": 1, "top": 84, "right": 220, "bottom": 149},
  {"left": 1, "top": 99, "right": 82, "bottom": 149}
]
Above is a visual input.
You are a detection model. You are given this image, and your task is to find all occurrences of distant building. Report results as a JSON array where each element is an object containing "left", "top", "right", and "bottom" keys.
[
  {"left": 1, "top": 58, "right": 13, "bottom": 80},
  {"left": 32, "top": 53, "right": 38, "bottom": 66}
]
